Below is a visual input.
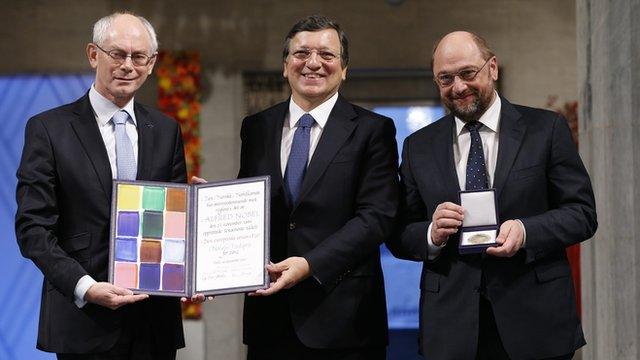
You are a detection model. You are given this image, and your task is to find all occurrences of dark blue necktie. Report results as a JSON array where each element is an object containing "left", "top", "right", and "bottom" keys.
[
  {"left": 284, "top": 113, "right": 315, "bottom": 205},
  {"left": 465, "top": 121, "right": 488, "bottom": 190}
]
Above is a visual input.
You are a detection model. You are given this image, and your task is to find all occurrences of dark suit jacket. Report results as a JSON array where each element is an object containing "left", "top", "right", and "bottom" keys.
[
  {"left": 239, "top": 95, "right": 399, "bottom": 349},
  {"left": 388, "top": 97, "right": 597, "bottom": 360},
  {"left": 15, "top": 94, "right": 186, "bottom": 354}
]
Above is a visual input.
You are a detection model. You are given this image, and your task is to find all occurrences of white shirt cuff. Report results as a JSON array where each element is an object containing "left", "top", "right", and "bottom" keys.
[
  {"left": 515, "top": 219, "right": 527, "bottom": 247},
  {"left": 426, "top": 223, "right": 446, "bottom": 260},
  {"left": 74, "top": 275, "right": 97, "bottom": 308}
]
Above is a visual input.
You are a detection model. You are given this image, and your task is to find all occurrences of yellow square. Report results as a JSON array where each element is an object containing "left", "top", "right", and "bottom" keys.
[{"left": 117, "top": 184, "right": 141, "bottom": 210}]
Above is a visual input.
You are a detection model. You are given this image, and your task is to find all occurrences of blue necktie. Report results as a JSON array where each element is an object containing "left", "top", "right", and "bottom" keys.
[
  {"left": 284, "top": 113, "right": 315, "bottom": 205},
  {"left": 465, "top": 121, "right": 488, "bottom": 190},
  {"left": 112, "top": 110, "right": 137, "bottom": 180}
]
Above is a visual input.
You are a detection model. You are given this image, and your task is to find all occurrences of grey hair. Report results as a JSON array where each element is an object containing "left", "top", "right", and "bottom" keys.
[{"left": 92, "top": 11, "right": 159, "bottom": 53}]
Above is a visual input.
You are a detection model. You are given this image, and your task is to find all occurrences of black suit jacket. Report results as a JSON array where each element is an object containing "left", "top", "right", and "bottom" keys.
[
  {"left": 239, "top": 95, "right": 399, "bottom": 349},
  {"left": 15, "top": 94, "right": 186, "bottom": 354},
  {"left": 388, "top": 97, "right": 597, "bottom": 360}
]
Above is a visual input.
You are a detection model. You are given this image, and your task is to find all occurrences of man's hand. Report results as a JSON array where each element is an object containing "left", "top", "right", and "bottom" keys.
[
  {"left": 84, "top": 282, "right": 149, "bottom": 310},
  {"left": 181, "top": 294, "right": 214, "bottom": 303},
  {"left": 191, "top": 176, "right": 207, "bottom": 184},
  {"left": 250, "top": 257, "right": 311, "bottom": 296},
  {"left": 431, "top": 202, "right": 465, "bottom": 246},
  {"left": 486, "top": 220, "right": 524, "bottom": 257}
]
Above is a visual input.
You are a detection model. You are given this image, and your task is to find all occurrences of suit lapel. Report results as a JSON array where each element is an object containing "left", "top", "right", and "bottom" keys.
[
  {"left": 432, "top": 115, "right": 461, "bottom": 198},
  {"left": 293, "top": 96, "right": 357, "bottom": 210},
  {"left": 493, "top": 97, "right": 526, "bottom": 200},
  {"left": 70, "top": 94, "right": 113, "bottom": 201},
  {"left": 135, "top": 103, "right": 155, "bottom": 181},
  {"left": 265, "top": 102, "right": 288, "bottom": 201}
]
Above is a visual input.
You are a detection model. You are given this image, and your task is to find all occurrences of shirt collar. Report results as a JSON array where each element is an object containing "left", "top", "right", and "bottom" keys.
[
  {"left": 455, "top": 91, "right": 501, "bottom": 136},
  {"left": 288, "top": 92, "right": 339, "bottom": 129},
  {"left": 89, "top": 85, "right": 137, "bottom": 127}
]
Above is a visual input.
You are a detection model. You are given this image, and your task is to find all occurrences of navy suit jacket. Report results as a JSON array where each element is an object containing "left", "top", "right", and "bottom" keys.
[
  {"left": 15, "top": 94, "right": 186, "bottom": 354},
  {"left": 239, "top": 95, "right": 399, "bottom": 349},
  {"left": 388, "top": 97, "right": 597, "bottom": 359}
]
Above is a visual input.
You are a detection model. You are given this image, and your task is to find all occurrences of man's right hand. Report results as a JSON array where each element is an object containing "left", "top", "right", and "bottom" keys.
[
  {"left": 431, "top": 202, "right": 465, "bottom": 246},
  {"left": 84, "top": 282, "right": 149, "bottom": 310}
]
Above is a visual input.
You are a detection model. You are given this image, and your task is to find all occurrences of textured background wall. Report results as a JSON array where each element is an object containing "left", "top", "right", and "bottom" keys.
[
  {"left": 2, "top": 0, "right": 577, "bottom": 107},
  {"left": 578, "top": 0, "right": 639, "bottom": 359}
]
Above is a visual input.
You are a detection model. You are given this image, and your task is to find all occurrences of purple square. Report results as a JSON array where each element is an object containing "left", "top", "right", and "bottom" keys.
[
  {"left": 117, "top": 211, "right": 139, "bottom": 237},
  {"left": 139, "top": 263, "right": 160, "bottom": 290},
  {"left": 115, "top": 237, "right": 137, "bottom": 262},
  {"left": 162, "top": 264, "right": 185, "bottom": 292}
]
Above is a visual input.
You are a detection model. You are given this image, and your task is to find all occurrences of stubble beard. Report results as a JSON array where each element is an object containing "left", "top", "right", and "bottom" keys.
[{"left": 445, "top": 86, "right": 494, "bottom": 123}]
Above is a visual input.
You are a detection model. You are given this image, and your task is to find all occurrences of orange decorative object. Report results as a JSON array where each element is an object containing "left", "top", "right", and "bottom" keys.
[
  {"left": 157, "top": 50, "right": 202, "bottom": 181},
  {"left": 157, "top": 50, "right": 202, "bottom": 320},
  {"left": 546, "top": 96, "right": 581, "bottom": 317}
]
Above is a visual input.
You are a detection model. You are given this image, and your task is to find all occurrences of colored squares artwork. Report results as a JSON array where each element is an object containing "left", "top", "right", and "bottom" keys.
[
  {"left": 139, "top": 263, "right": 161, "bottom": 290},
  {"left": 114, "top": 262, "right": 138, "bottom": 288},
  {"left": 140, "top": 240, "right": 162, "bottom": 262},
  {"left": 112, "top": 183, "right": 188, "bottom": 294},
  {"left": 165, "top": 212, "right": 186, "bottom": 239},
  {"left": 115, "top": 238, "right": 137, "bottom": 261},
  {"left": 163, "top": 264, "right": 185, "bottom": 291},
  {"left": 118, "top": 185, "right": 141, "bottom": 210},
  {"left": 117, "top": 212, "right": 139, "bottom": 237},
  {"left": 142, "top": 187, "right": 165, "bottom": 211},
  {"left": 142, "top": 211, "right": 163, "bottom": 238},
  {"left": 164, "top": 239, "right": 185, "bottom": 263},
  {"left": 166, "top": 188, "right": 187, "bottom": 212}
]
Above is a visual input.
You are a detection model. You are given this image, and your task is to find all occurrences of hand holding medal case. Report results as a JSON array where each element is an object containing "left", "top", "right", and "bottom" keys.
[{"left": 458, "top": 188, "right": 499, "bottom": 254}]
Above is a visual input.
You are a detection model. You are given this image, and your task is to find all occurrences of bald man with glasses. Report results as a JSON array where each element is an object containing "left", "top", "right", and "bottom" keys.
[{"left": 388, "top": 31, "right": 597, "bottom": 360}]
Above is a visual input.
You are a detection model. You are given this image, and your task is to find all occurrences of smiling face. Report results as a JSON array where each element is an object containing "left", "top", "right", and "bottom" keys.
[
  {"left": 432, "top": 31, "right": 498, "bottom": 122},
  {"left": 87, "top": 14, "right": 156, "bottom": 107},
  {"left": 283, "top": 29, "right": 347, "bottom": 111}
]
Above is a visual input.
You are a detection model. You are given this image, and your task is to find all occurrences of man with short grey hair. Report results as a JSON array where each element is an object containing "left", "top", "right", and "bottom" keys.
[{"left": 16, "top": 11, "right": 186, "bottom": 359}]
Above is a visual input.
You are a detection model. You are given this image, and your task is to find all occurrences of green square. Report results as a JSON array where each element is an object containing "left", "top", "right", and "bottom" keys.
[
  {"left": 142, "top": 186, "right": 166, "bottom": 211},
  {"left": 142, "top": 211, "right": 164, "bottom": 239}
]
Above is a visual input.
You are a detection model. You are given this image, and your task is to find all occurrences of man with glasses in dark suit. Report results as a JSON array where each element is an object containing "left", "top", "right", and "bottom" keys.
[
  {"left": 239, "top": 15, "right": 399, "bottom": 359},
  {"left": 15, "top": 11, "right": 191, "bottom": 359},
  {"left": 388, "top": 31, "right": 597, "bottom": 360}
]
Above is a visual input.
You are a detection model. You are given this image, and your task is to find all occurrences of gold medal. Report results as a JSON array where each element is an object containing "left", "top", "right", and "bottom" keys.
[{"left": 467, "top": 234, "right": 491, "bottom": 244}]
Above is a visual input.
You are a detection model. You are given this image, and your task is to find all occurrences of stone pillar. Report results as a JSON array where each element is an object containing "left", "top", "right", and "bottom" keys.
[
  {"left": 577, "top": 1, "right": 640, "bottom": 359},
  {"left": 200, "top": 70, "right": 246, "bottom": 360}
]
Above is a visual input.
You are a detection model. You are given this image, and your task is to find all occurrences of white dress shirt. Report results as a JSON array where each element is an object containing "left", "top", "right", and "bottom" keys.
[
  {"left": 280, "top": 92, "right": 339, "bottom": 176},
  {"left": 426, "top": 93, "right": 526, "bottom": 258},
  {"left": 73, "top": 85, "right": 139, "bottom": 307}
]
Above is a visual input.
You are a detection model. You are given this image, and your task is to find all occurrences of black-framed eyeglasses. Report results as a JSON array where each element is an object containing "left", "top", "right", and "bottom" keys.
[
  {"left": 94, "top": 43, "right": 156, "bottom": 66},
  {"left": 289, "top": 48, "right": 341, "bottom": 62},
  {"left": 435, "top": 57, "right": 493, "bottom": 87}
]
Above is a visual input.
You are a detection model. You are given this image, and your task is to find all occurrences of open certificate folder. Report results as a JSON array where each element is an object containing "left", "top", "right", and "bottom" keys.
[{"left": 108, "top": 176, "right": 270, "bottom": 297}]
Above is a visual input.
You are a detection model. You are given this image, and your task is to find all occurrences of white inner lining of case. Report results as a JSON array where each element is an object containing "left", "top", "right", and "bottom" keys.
[{"left": 460, "top": 190, "right": 497, "bottom": 228}]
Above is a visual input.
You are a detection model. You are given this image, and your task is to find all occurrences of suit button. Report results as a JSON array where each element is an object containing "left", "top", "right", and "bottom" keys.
[{"left": 289, "top": 222, "right": 296, "bottom": 230}]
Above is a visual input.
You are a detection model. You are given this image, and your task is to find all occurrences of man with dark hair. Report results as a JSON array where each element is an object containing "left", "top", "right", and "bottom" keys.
[
  {"left": 15, "top": 12, "right": 187, "bottom": 359},
  {"left": 239, "top": 15, "right": 399, "bottom": 359},
  {"left": 388, "top": 31, "right": 597, "bottom": 359}
]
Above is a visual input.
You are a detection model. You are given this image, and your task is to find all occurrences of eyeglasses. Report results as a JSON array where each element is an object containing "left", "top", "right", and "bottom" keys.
[
  {"left": 94, "top": 43, "right": 156, "bottom": 66},
  {"left": 435, "top": 57, "right": 492, "bottom": 87},
  {"left": 290, "top": 48, "right": 341, "bottom": 62}
]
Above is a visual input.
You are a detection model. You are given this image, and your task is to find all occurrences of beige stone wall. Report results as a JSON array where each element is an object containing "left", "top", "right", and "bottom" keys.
[{"left": 2, "top": 0, "right": 576, "bottom": 107}]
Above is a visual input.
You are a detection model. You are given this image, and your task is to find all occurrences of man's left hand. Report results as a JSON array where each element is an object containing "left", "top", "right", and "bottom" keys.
[
  {"left": 180, "top": 294, "right": 214, "bottom": 303},
  {"left": 250, "top": 257, "right": 311, "bottom": 296},
  {"left": 486, "top": 220, "right": 524, "bottom": 258}
]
